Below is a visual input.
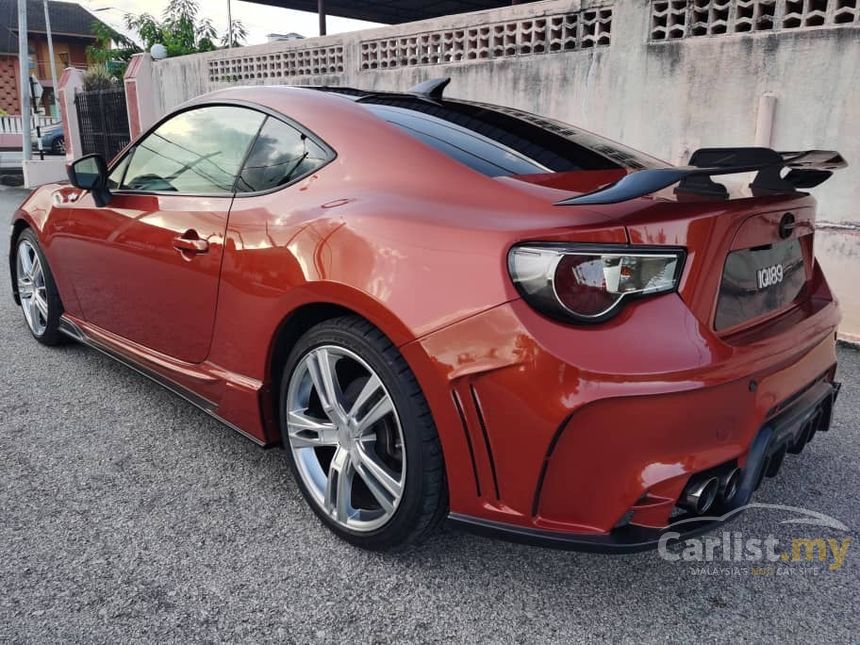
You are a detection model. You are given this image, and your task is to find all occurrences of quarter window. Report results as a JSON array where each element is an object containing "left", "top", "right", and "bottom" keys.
[
  {"left": 121, "top": 106, "right": 265, "bottom": 194},
  {"left": 107, "top": 153, "right": 130, "bottom": 189},
  {"left": 236, "top": 117, "right": 330, "bottom": 193}
]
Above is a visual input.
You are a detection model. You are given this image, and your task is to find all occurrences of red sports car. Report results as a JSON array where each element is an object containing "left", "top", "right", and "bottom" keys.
[{"left": 10, "top": 80, "right": 845, "bottom": 551}]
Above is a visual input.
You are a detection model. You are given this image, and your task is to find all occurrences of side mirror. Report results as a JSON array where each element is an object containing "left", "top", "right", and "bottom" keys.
[{"left": 67, "top": 154, "right": 112, "bottom": 206}]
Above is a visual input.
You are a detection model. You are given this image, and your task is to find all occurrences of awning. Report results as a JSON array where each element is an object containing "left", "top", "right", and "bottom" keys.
[{"left": 246, "top": 1, "right": 540, "bottom": 26}]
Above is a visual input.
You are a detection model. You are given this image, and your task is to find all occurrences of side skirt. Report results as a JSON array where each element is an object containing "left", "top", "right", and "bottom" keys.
[{"left": 59, "top": 316, "right": 273, "bottom": 448}]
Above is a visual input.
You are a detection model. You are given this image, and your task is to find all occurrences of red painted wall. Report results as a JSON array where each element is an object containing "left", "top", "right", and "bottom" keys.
[
  {"left": 0, "top": 55, "right": 20, "bottom": 115},
  {"left": 1, "top": 35, "right": 94, "bottom": 116}
]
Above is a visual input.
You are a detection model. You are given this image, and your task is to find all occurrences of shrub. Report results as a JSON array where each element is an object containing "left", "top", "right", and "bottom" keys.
[{"left": 83, "top": 64, "right": 115, "bottom": 92}]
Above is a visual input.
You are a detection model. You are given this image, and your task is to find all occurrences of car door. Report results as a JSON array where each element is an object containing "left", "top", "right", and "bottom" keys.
[{"left": 53, "top": 104, "right": 266, "bottom": 364}]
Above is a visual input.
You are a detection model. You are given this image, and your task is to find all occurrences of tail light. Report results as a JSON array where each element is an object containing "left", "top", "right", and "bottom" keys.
[{"left": 508, "top": 244, "right": 685, "bottom": 323}]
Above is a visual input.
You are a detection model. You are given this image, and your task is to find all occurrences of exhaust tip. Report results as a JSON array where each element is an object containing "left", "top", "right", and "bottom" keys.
[
  {"left": 720, "top": 467, "right": 741, "bottom": 504},
  {"left": 681, "top": 476, "right": 720, "bottom": 515}
]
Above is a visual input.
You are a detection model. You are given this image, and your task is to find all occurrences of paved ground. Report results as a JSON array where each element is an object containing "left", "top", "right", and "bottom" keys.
[{"left": 0, "top": 185, "right": 858, "bottom": 644}]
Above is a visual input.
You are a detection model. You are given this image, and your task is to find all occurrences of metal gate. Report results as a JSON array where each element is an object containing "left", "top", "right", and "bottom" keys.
[{"left": 75, "top": 88, "right": 130, "bottom": 161}]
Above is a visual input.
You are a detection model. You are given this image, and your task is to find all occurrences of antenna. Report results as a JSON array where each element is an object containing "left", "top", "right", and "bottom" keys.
[{"left": 407, "top": 77, "right": 451, "bottom": 99}]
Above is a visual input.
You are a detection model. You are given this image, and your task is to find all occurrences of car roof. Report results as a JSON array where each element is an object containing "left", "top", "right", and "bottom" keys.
[{"left": 190, "top": 85, "right": 666, "bottom": 183}]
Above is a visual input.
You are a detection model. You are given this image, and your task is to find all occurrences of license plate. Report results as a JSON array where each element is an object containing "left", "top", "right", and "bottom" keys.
[{"left": 715, "top": 238, "right": 806, "bottom": 331}]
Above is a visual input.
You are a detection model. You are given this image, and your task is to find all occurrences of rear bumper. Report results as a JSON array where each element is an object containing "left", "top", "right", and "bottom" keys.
[
  {"left": 448, "top": 512, "right": 741, "bottom": 554},
  {"left": 448, "top": 379, "right": 841, "bottom": 553},
  {"left": 408, "top": 288, "right": 841, "bottom": 548}
]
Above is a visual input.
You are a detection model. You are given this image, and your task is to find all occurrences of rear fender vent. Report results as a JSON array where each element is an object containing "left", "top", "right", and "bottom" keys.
[{"left": 451, "top": 383, "right": 501, "bottom": 501}]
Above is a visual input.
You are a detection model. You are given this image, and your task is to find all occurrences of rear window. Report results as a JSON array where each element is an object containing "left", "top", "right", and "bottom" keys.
[{"left": 362, "top": 97, "right": 666, "bottom": 177}]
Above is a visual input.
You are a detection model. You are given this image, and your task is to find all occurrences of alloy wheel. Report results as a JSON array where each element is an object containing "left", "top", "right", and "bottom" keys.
[
  {"left": 286, "top": 345, "right": 406, "bottom": 532},
  {"left": 16, "top": 240, "right": 48, "bottom": 336}
]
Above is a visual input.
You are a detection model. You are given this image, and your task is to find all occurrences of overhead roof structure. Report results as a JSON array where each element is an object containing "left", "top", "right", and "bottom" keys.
[
  {"left": 0, "top": 0, "right": 109, "bottom": 55},
  {"left": 247, "top": 0, "right": 541, "bottom": 26}
]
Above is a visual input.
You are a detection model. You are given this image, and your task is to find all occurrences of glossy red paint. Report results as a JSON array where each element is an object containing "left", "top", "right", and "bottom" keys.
[{"left": 10, "top": 86, "right": 841, "bottom": 545}]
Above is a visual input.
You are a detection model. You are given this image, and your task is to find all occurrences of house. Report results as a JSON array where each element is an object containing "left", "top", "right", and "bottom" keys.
[
  {"left": 265, "top": 32, "right": 305, "bottom": 42},
  {"left": 0, "top": 0, "right": 111, "bottom": 116}
]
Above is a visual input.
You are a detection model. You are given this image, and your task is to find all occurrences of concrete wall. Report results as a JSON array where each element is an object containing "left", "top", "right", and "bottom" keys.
[
  {"left": 22, "top": 156, "right": 65, "bottom": 185},
  {"left": 56, "top": 67, "right": 83, "bottom": 161},
  {"left": 135, "top": 0, "right": 860, "bottom": 338}
]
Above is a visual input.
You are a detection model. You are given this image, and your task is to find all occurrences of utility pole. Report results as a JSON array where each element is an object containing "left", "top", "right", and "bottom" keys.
[
  {"left": 318, "top": 0, "right": 327, "bottom": 36},
  {"left": 18, "top": 0, "right": 31, "bottom": 161},
  {"left": 227, "top": 0, "right": 233, "bottom": 48},
  {"left": 43, "top": 0, "right": 60, "bottom": 118}
]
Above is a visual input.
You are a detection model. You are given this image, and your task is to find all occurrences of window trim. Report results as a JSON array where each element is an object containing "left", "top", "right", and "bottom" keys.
[{"left": 106, "top": 99, "right": 337, "bottom": 199}]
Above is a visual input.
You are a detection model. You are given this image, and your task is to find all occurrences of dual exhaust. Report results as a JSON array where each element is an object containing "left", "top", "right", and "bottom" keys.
[{"left": 679, "top": 467, "right": 741, "bottom": 515}]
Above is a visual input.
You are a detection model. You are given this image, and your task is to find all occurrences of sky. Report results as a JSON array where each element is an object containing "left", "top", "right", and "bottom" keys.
[{"left": 79, "top": 0, "right": 382, "bottom": 46}]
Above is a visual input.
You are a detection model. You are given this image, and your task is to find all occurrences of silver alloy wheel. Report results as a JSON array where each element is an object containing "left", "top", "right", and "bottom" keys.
[
  {"left": 286, "top": 345, "right": 406, "bottom": 532},
  {"left": 16, "top": 239, "right": 48, "bottom": 336}
]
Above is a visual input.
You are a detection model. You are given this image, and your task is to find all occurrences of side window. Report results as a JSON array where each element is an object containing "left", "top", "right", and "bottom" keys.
[
  {"left": 107, "top": 153, "right": 131, "bottom": 189},
  {"left": 121, "top": 106, "right": 265, "bottom": 194},
  {"left": 235, "top": 117, "right": 330, "bottom": 193}
]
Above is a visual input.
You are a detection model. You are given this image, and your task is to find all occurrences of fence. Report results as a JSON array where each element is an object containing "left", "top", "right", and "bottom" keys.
[
  {"left": 74, "top": 88, "right": 130, "bottom": 160},
  {"left": 649, "top": 0, "right": 859, "bottom": 39},
  {"left": 0, "top": 115, "right": 55, "bottom": 135}
]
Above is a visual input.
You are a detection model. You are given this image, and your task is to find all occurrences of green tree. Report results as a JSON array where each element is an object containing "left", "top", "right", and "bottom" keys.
[
  {"left": 123, "top": 0, "right": 246, "bottom": 57},
  {"left": 87, "top": 0, "right": 248, "bottom": 82},
  {"left": 221, "top": 20, "right": 248, "bottom": 48},
  {"left": 86, "top": 20, "right": 141, "bottom": 80}
]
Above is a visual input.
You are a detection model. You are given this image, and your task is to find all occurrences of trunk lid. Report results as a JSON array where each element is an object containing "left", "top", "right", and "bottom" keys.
[
  {"left": 502, "top": 171, "right": 820, "bottom": 335},
  {"left": 622, "top": 193, "right": 818, "bottom": 336},
  {"left": 714, "top": 223, "right": 808, "bottom": 332}
]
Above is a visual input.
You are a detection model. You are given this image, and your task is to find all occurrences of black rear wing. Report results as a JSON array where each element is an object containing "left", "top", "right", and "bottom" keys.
[{"left": 556, "top": 147, "right": 847, "bottom": 206}]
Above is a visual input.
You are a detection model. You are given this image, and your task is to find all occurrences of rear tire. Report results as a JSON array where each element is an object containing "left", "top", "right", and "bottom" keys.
[
  {"left": 280, "top": 316, "right": 447, "bottom": 550},
  {"left": 15, "top": 229, "right": 64, "bottom": 346}
]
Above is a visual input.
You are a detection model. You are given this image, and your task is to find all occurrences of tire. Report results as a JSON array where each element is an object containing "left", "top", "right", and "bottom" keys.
[
  {"left": 51, "top": 136, "right": 65, "bottom": 155},
  {"left": 14, "top": 229, "right": 64, "bottom": 345},
  {"left": 280, "top": 316, "right": 447, "bottom": 549}
]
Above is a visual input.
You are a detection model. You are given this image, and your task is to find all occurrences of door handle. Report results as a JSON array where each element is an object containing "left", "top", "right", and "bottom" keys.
[{"left": 173, "top": 232, "right": 209, "bottom": 254}]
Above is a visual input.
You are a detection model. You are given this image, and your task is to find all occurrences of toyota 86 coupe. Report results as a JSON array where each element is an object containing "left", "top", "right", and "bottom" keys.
[{"left": 9, "top": 79, "right": 846, "bottom": 551}]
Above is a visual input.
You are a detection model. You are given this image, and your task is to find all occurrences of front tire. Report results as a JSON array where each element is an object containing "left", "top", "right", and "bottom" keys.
[
  {"left": 280, "top": 316, "right": 447, "bottom": 549},
  {"left": 15, "top": 229, "right": 63, "bottom": 345}
]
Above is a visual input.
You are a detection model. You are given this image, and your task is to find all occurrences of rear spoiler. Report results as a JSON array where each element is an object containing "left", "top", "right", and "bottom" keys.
[{"left": 556, "top": 147, "right": 847, "bottom": 206}]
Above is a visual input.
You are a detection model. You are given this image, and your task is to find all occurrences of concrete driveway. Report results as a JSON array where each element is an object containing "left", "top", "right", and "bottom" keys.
[{"left": 1, "top": 186, "right": 858, "bottom": 643}]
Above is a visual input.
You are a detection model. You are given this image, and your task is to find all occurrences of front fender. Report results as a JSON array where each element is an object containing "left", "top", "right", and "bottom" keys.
[{"left": 9, "top": 184, "right": 81, "bottom": 310}]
